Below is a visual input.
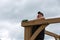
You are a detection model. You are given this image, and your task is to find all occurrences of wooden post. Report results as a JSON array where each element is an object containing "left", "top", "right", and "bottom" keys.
[{"left": 24, "top": 26, "right": 32, "bottom": 40}]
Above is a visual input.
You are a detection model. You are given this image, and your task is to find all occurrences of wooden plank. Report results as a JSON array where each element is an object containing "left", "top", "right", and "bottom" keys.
[
  {"left": 24, "top": 26, "right": 32, "bottom": 40},
  {"left": 21, "top": 18, "right": 60, "bottom": 27},
  {"left": 45, "top": 30, "right": 59, "bottom": 38},
  {"left": 29, "top": 24, "right": 48, "bottom": 40}
]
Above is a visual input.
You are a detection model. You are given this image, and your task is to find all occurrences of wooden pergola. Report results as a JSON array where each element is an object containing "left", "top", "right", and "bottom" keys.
[{"left": 21, "top": 18, "right": 60, "bottom": 40}]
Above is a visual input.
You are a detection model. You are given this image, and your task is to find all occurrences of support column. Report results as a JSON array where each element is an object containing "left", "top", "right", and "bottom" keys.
[{"left": 24, "top": 26, "right": 32, "bottom": 40}]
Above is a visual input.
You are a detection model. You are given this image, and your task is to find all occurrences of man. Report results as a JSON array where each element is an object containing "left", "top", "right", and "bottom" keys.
[{"left": 32, "top": 11, "right": 45, "bottom": 40}]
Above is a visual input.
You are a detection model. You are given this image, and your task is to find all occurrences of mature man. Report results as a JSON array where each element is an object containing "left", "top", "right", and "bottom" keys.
[{"left": 32, "top": 11, "right": 45, "bottom": 40}]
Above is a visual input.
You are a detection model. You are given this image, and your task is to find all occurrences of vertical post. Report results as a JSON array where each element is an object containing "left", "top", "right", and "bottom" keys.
[{"left": 24, "top": 26, "right": 32, "bottom": 40}]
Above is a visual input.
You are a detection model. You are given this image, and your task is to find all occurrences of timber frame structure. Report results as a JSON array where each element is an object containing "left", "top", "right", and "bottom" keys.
[{"left": 21, "top": 18, "right": 60, "bottom": 40}]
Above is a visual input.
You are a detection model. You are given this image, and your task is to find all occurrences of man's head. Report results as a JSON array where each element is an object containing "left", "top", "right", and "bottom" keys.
[
  {"left": 37, "top": 11, "right": 44, "bottom": 18},
  {"left": 38, "top": 11, "right": 44, "bottom": 16}
]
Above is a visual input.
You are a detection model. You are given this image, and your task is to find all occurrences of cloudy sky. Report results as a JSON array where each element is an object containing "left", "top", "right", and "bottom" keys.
[{"left": 0, "top": 0, "right": 60, "bottom": 40}]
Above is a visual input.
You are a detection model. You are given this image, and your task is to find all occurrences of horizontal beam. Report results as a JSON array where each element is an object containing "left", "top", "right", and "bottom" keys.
[
  {"left": 21, "top": 18, "right": 60, "bottom": 27},
  {"left": 45, "top": 30, "right": 59, "bottom": 38}
]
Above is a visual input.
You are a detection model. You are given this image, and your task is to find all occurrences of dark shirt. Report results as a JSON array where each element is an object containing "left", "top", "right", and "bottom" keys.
[{"left": 32, "top": 25, "right": 45, "bottom": 40}]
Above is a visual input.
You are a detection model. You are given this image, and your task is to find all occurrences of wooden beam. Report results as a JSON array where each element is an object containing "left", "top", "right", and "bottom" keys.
[
  {"left": 45, "top": 30, "right": 59, "bottom": 38},
  {"left": 21, "top": 18, "right": 60, "bottom": 27},
  {"left": 24, "top": 26, "right": 32, "bottom": 40},
  {"left": 29, "top": 24, "right": 48, "bottom": 40}
]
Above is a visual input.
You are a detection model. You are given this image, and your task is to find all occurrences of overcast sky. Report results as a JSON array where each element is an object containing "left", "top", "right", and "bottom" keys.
[{"left": 0, "top": 0, "right": 60, "bottom": 40}]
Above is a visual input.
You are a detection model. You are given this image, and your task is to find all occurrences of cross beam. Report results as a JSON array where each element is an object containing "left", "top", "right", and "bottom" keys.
[
  {"left": 45, "top": 30, "right": 59, "bottom": 38},
  {"left": 22, "top": 18, "right": 60, "bottom": 27}
]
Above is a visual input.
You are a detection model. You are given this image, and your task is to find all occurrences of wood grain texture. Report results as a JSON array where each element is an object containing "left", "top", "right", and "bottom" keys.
[
  {"left": 24, "top": 26, "right": 32, "bottom": 40},
  {"left": 21, "top": 18, "right": 60, "bottom": 27}
]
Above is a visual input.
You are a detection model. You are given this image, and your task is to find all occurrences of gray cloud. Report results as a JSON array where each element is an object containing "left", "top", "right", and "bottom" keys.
[
  {"left": 0, "top": 21, "right": 24, "bottom": 40},
  {"left": 0, "top": 0, "right": 60, "bottom": 21}
]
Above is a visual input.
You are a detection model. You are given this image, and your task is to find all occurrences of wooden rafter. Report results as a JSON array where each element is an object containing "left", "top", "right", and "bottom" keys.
[
  {"left": 22, "top": 18, "right": 60, "bottom": 27},
  {"left": 45, "top": 30, "right": 59, "bottom": 38}
]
